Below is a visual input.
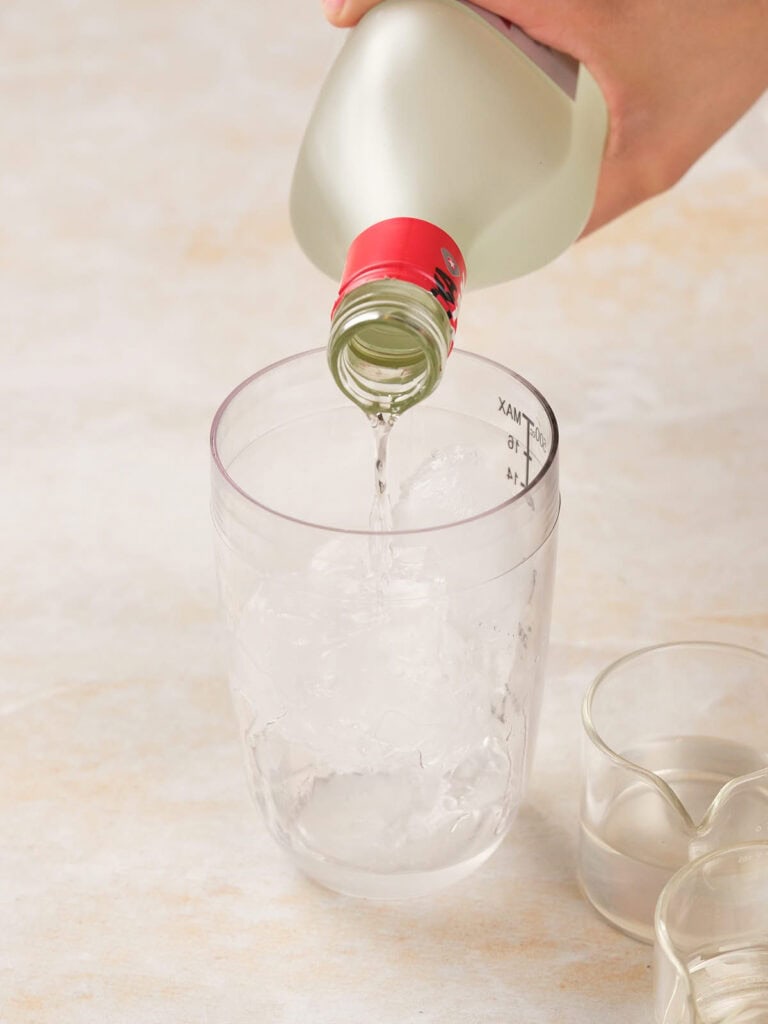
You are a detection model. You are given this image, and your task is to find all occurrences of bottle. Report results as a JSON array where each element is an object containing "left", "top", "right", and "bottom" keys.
[{"left": 290, "top": 0, "right": 608, "bottom": 416}]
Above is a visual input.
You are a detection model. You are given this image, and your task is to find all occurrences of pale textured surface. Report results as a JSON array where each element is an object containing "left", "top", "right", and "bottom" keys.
[{"left": 1, "top": 2, "right": 767, "bottom": 1022}]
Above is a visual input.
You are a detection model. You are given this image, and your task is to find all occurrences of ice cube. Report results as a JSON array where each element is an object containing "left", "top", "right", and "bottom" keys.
[
  {"left": 393, "top": 445, "right": 502, "bottom": 531},
  {"left": 231, "top": 528, "right": 500, "bottom": 772}
]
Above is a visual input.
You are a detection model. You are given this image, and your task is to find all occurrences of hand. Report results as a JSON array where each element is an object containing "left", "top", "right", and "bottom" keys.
[{"left": 321, "top": 0, "right": 768, "bottom": 234}]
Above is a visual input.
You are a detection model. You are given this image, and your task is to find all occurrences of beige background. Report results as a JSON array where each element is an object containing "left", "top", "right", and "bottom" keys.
[{"left": 1, "top": 2, "right": 767, "bottom": 1021}]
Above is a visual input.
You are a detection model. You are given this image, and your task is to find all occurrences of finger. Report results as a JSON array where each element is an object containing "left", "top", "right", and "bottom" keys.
[{"left": 321, "top": 0, "right": 383, "bottom": 28}]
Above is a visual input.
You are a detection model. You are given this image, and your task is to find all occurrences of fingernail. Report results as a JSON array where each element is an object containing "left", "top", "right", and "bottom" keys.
[{"left": 322, "top": 0, "right": 345, "bottom": 14}]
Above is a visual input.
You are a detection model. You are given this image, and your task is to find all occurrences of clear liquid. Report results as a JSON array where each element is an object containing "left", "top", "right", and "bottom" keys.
[
  {"left": 689, "top": 947, "right": 768, "bottom": 1024},
  {"left": 230, "top": 395, "right": 551, "bottom": 898},
  {"left": 287, "top": 757, "right": 511, "bottom": 898},
  {"left": 579, "top": 735, "right": 768, "bottom": 942},
  {"left": 368, "top": 411, "right": 395, "bottom": 581},
  {"left": 369, "top": 411, "right": 394, "bottom": 533},
  {"left": 236, "top": 412, "right": 525, "bottom": 898}
]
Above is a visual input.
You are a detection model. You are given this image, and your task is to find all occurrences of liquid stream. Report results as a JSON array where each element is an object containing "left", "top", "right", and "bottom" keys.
[{"left": 368, "top": 412, "right": 396, "bottom": 579}]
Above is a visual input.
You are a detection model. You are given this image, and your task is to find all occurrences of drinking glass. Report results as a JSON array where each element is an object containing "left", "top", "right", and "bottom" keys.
[
  {"left": 654, "top": 842, "right": 768, "bottom": 1024},
  {"left": 579, "top": 642, "right": 768, "bottom": 942},
  {"left": 210, "top": 348, "right": 559, "bottom": 898}
]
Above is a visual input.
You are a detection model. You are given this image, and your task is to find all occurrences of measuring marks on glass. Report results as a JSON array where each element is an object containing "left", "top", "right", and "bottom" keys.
[{"left": 497, "top": 395, "right": 549, "bottom": 490}]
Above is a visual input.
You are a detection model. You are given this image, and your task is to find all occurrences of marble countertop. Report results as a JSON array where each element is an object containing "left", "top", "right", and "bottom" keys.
[{"left": 2, "top": 3, "right": 767, "bottom": 1022}]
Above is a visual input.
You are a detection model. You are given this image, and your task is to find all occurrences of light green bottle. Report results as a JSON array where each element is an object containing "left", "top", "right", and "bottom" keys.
[{"left": 291, "top": 0, "right": 608, "bottom": 415}]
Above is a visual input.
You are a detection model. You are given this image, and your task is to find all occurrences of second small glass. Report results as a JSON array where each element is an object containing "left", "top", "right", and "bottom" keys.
[
  {"left": 654, "top": 842, "right": 768, "bottom": 1024},
  {"left": 579, "top": 642, "right": 768, "bottom": 943}
]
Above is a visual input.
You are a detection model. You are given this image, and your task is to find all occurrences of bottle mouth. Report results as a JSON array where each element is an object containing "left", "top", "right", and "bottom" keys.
[
  {"left": 330, "top": 315, "right": 442, "bottom": 414},
  {"left": 328, "top": 280, "right": 451, "bottom": 417}
]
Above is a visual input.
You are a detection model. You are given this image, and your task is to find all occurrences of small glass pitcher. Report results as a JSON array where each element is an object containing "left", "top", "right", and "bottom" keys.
[{"left": 579, "top": 642, "right": 768, "bottom": 942}]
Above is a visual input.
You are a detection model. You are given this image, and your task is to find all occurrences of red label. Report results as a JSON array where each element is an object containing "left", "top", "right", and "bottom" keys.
[{"left": 333, "top": 218, "right": 466, "bottom": 345}]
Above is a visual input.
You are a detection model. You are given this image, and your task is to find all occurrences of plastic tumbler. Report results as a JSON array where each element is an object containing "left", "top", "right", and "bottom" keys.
[{"left": 210, "top": 348, "right": 559, "bottom": 898}]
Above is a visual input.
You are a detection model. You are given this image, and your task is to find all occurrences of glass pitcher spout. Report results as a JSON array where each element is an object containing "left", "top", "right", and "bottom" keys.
[
  {"left": 579, "top": 642, "right": 768, "bottom": 943},
  {"left": 689, "top": 764, "right": 768, "bottom": 861}
]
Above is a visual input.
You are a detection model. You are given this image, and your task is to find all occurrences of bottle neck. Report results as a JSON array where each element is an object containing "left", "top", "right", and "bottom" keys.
[
  {"left": 327, "top": 218, "right": 466, "bottom": 416},
  {"left": 328, "top": 278, "right": 453, "bottom": 417}
]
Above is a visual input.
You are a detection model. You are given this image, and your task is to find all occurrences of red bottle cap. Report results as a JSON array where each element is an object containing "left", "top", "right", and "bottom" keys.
[{"left": 333, "top": 218, "right": 466, "bottom": 346}]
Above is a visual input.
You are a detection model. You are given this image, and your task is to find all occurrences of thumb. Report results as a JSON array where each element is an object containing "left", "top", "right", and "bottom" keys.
[{"left": 321, "top": 0, "right": 383, "bottom": 28}]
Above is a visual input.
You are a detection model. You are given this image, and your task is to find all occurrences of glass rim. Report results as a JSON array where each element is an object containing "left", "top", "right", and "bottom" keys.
[
  {"left": 654, "top": 839, "right": 768, "bottom": 1010},
  {"left": 209, "top": 346, "right": 559, "bottom": 537},
  {"left": 581, "top": 640, "right": 768, "bottom": 828}
]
